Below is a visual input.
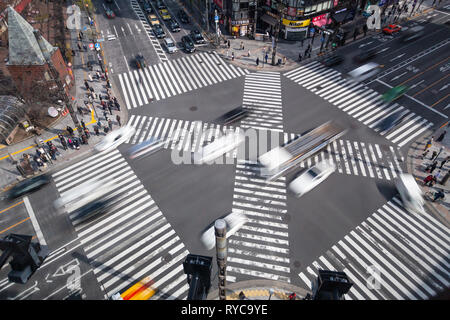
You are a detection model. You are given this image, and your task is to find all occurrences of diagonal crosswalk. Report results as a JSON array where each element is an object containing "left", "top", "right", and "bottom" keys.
[
  {"left": 298, "top": 197, "right": 450, "bottom": 300},
  {"left": 117, "top": 52, "right": 250, "bottom": 109},
  {"left": 52, "top": 149, "right": 189, "bottom": 300},
  {"left": 284, "top": 61, "right": 434, "bottom": 147}
]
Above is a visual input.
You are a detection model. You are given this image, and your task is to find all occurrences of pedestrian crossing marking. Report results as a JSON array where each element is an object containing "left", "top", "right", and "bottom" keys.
[
  {"left": 52, "top": 149, "right": 190, "bottom": 300},
  {"left": 284, "top": 61, "right": 434, "bottom": 147}
]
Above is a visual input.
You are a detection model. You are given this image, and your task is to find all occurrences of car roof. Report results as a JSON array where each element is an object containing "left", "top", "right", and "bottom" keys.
[{"left": 164, "top": 37, "right": 174, "bottom": 43}]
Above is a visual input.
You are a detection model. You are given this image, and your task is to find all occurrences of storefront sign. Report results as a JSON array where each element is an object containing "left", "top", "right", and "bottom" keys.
[
  {"left": 265, "top": 11, "right": 279, "bottom": 19},
  {"left": 312, "top": 13, "right": 332, "bottom": 27},
  {"left": 213, "top": 0, "right": 223, "bottom": 9},
  {"left": 285, "top": 26, "right": 308, "bottom": 32},
  {"left": 282, "top": 18, "right": 310, "bottom": 28},
  {"left": 232, "top": 19, "right": 250, "bottom": 25},
  {"left": 287, "top": 6, "right": 297, "bottom": 17}
]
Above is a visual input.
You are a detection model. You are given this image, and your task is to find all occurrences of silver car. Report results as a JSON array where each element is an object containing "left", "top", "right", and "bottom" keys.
[{"left": 164, "top": 37, "right": 178, "bottom": 54}]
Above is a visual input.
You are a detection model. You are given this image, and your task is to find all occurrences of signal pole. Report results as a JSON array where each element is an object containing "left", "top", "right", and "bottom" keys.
[{"left": 215, "top": 219, "right": 227, "bottom": 300}]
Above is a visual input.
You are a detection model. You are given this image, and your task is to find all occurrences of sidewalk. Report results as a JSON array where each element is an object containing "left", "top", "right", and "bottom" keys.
[
  {"left": 207, "top": 279, "right": 310, "bottom": 300},
  {"left": 406, "top": 123, "right": 450, "bottom": 227},
  {"left": 0, "top": 2, "right": 128, "bottom": 192}
]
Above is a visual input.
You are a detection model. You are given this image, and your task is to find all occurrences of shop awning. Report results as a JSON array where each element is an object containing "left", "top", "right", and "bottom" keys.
[
  {"left": 261, "top": 14, "right": 278, "bottom": 26},
  {"left": 331, "top": 10, "right": 354, "bottom": 23}
]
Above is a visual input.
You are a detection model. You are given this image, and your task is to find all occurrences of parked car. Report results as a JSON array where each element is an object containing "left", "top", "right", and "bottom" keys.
[
  {"left": 167, "top": 19, "right": 180, "bottom": 32},
  {"left": 382, "top": 85, "right": 409, "bottom": 103},
  {"left": 164, "top": 37, "right": 178, "bottom": 54},
  {"left": 156, "top": 0, "right": 166, "bottom": 10},
  {"left": 159, "top": 9, "right": 171, "bottom": 20},
  {"left": 148, "top": 14, "right": 160, "bottom": 26},
  {"left": 289, "top": 161, "right": 336, "bottom": 197},
  {"left": 135, "top": 54, "right": 147, "bottom": 69},
  {"left": 401, "top": 26, "right": 425, "bottom": 42},
  {"left": 153, "top": 24, "right": 166, "bottom": 38},
  {"left": 105, "top": 7, "right": 115, "bottom": 19},
  {"left": 181, "top": 35, "right": 195, "bottom": 53},
  {"left": 4, "top": 174, "right": 51, "bottom": 200},
  {"left": 190, "top": 29, "right": 205, "bottom": 44},
  {"left": 142, "top": 1, "right": 152, "bottom": 14},
  {"left": 382, "top": 24, "right": 402, "bottom": 35},
  {"left": 353, "top": 48, "right": 377, "bottom": 63},
  {"left": 178, "top": 9, "right": 189, "bottom": 24},
  {"left": 321, "top": 55, "right": 344, "bottom": 67}
]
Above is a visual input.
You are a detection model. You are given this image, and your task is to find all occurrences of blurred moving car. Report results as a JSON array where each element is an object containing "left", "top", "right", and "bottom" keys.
[
  {"left": 70, "top": 198, "right": 109, "bottom": 224},
  {"left": 181, "top": 35, "right": 195, "bottom": 53},
  {"left": 200, "top": 212, "right": 248, "bottom": 250},
  {"left": 178, "top": 9, "right": 189, "bottom": 24},
  {"left": 401, "top": 26, "right": 425, "bottom": 42},
  {"left": 321, "top": 55, "right": 344, "bottom": 67},
  {"left": 167, "top": 19, "right": 180, "bottom": 32},
  {"left": 347, "top": 62, "right": 380, "bottom": 82},
  {"left": 382, "top": 85, "right": 409, "bottom": 102},
  {"left": 159, "top": 9, "right": 171, "bottom": 20},
  {"left": 128, "top": 137, "right": 166, "bottom": 160},
  {"left": 153, "top": 24, "right": 165, "bottom": 38},
  {"left": 395, "top": 174, "right": 424, "bottom": 214},
  {"left": 289, "top": 161, "right": 336, "bottom": 197},
  {"left": 374, "top": 110, "right": 406, "bottom": 132},
  {"left": 215, "top": 106, "right": 249, "bottom": 125},
  {"left": 119, "top": 277, "right": 158, "bottom": 300},
  {"left": 353, "top": 48, "right": 377, "bottom": 63},
  {"left": 193, "top": 131, "right": 244, "bottom": 164},
  {"left": 94, "top": 125, "right": 136, "bottom": 152},
  {"left": 105, "top": 7, "right": 115, "bottom": 19},
  {"left": 164, "top": 37, "right": 178, "bottom": 53},
  {"left": 148, "top": 14, "right": 160, "bottom": 26},
  {"left": 4, "top": 174, "right": 51, "bottom": 200},
  {"left": 190, "top": 29, "right": 205, "bottom": 44},
  {"left": 382, "top": 24, "right": 402, "bottom": 35},
  {"left": 135, "top": 54, "right": 147, "bottom": 69}
]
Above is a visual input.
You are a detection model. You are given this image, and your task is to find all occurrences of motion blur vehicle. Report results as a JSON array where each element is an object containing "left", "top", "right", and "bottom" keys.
[
  {"left": 181, "top": 35, "right": 195, "bottom": 53},
  {"left": 193, "top": 131, "right": 244, "bottom": 164},
  {"left": 215, "top": 106, "right": 249, "bottom": 125},
  {"left": 395, "top": 174, "right": 424, "bottom": 214},
  {"left": 289, "top": 161, "right": 336, "bottom": 197},
  {"left": 178, "top": 9, "right": 189, "bottom": 24},
  {"left": 94, "top": 125, "right": 136, "bottom": 152},
  {"left": 353, "top": 48, "right": 377, "bottom": 63},
  {"left": 135, "top": 54, "right": 147, "bottom": 69},
  {"left": 167, "top": 19, "right": 180, "bottom": 32},
  {"left": 347, "top": 62, "right": 380, "bottom": 82},
  {"left": 382, "top": 24, "right": 401, "bottom": 35},
  {"left": 382, "top": 85, "right": 409, "bottom": 103},
  {"left": 321, "top": 55, "right": 344, "bottom": 67},
  {"left": 200, "top": 212, "right": 248, "bottom": 250},
  {"left": 159, "top": 9, "right": 171, "bottom": 20},
  {"left": 70, "top": 198, "right": 109, "bottom": 224},
  {"left": 153, "top": 24, "right": 165, "bottom": 38},
  {"left": 128, "top": 137, "right": 166, "bottom": 160},
  {"left": 164, "top": 37, "right": 178, "bottom": 53},
  {"left": 190, "top": 29, "right": 205, "bottom": 44},
  {"left": 401, "top": 26, "right": 425, "bottom": 42},
  {"left": 118, "top": 277, "right": 158, "bottom": 300},
  {"left": 374, "top": 111, "right": 405, "bottom": 132},
  {"left": 105, "top": 7, "right": 115, "bottom": 19},
  {"left": 4, "top": 174, "right": 51, "bottom": 200},
  {"left": 148, "top": 14, "right": 160, "bottom": 26}
]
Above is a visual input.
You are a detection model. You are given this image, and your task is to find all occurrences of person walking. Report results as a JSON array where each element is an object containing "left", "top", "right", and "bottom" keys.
[
  {"left": 108, "top": 119, "right": 113, "bottom": 131},
  {"left": 88, "top": 73, "right": 93, "bottom": 82},
  {"left": 424, "top": 136, "right": 434, "bottom": 151},
  {"left": 256, "top": 57, "right": 259, "bottom": 66},
  {"left": 423, "top": 174, "right": 433, "bottom": 186},
  {"left": 84, "top": 127, "right": 90, "bottom": 139},
  {"left": 116, "top": 114, "right": 121, "bottom": 127},
  {"left": 77, "top": 42, "right": 82, "bottom": 51},
  {"left": 298, "top": 52, "right": 302, "bottom": 61},
  {"left": 227, "top": 40, "right": 230, "bottom": 49},
  {"left": 103, "top": 111, "right": 109, "bottom": 121},
  {"left": 232, "top": 52, "right": 234, "bottom": 61},
  {"left": 115, "top": 100, "right": 121, "bottom": 111},
  {"left": 421, "top": 149, "right": 429, "bottom": 159},
  {"left": 430, "top": 150, "right": 438, "bottom": 161},
  {"left": 240, "top": 41, "right": 243, "bottom": 50},
  {"left": 94, "top": 125, "right": 100, "bottom": 136},
  {"left": 436, "top": 145, "right": 445, "bottom": 159},
  {"left": 265, "top": 53, "right": 269, "bottom": 64},
  {"left": 427, "top": 161, "right": 438, "bottom": 174},
  {"left": 84, "top": 80, "right": 89, "bottom": 90},
  {"left": 66, "top": 126, "right": 74, "bottom": 136},
  {"left": 440, "top": 156, "right": 449, "bottom": 169},
  {"left": 59, "top": 134, "right": 67, "bottom": 150},
  {"left": 80, "top": 120, "right": 86, "bottom": 130},
  {"left": 434, "top": 170, "right": 442, "bottom": 182},
  {"left": 108, "top": 104, "right": 113, "bottom": 115},
  {"left": 248, "top": 49, "right": 251, "bottom": 57}
]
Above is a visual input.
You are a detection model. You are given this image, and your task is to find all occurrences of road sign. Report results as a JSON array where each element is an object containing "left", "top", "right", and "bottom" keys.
[
  {"left": 97, "top": 38, "right": 104, "bottom": 42},
  {"left": 215, "top": 15, "right": 219, "bottom": 22},
  {"left": 89, "top": 43, "right": 94, "bottom": 50},
  {"left": 95, "top": 43, "right": 100, "bottom": 49}
]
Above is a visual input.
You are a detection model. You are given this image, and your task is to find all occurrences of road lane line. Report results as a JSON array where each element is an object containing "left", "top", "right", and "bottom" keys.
[{"left": 23, "top": 196, "right": 46, "bottom": 245}]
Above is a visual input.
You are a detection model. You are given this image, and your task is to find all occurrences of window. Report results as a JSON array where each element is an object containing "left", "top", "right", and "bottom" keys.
[{"left": 232, "top": 2, "right": 240, "bottom": 11}]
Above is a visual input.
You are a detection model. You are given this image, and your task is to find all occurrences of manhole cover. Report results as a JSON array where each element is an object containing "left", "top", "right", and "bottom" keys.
[
  {"left": 163, "top": 253, "right": 173, "bottom": 263},
  {"left": 190, "top": 106, "right": 198, "bottom": 111},
  {"left": 294, "top": 261, "right": 301, "bottom": 268}
]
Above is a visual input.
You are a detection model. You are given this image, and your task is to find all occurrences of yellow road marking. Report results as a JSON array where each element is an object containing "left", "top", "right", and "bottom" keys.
[
  {"left": 400, "top": 56, "right": 450, "bottom": 86},
  {"left": 0, "top": 201, "right": 24, "bottom": 216},
  {"left": 430, "top": 93, "right": 449, "bottom": 108},
  {"left": 412, "top": 74, "right": 450, "bottom": 98},
  {"left": 0, "top": 217, "right": 30, "bottom": 234}
]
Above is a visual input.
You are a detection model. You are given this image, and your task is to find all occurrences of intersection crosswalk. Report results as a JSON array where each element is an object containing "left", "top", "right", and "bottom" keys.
[
  {"left": 127, "top": 115, "right": 405, "bottom": 180},
  {"left": 117, "top": 52, "right": 249, "bottom": 109},
  {"left": 284, "top": 61, "right": 434, "bottom": 147},
  {"left": 52, "top": 149, "right": 189, "bottom": 300},
  {"left": 298, "top": 197, "right": 450, "bottom": 300}
]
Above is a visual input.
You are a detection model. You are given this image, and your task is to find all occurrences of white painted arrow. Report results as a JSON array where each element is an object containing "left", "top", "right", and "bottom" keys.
[
  {"left": 391, "top": 71, "right": 408, "bottom": 82},
  {"left": 444, "top": 104, "right": 450, "bottom": 110},
  {"left": 390, "top": 53, "right": 405, "bottom": 62},
  {"left": 410, "top": 79, "right": 425, "bottom": 89},
  {"left": 377, "top": 47, "right": 390, "bottom": 55},
  {"left": 439, "top": 83, "right": 449, "bottom": 91}
]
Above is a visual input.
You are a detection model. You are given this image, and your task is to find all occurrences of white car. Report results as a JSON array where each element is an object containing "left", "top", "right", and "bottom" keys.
[
  {"left": 193, "top": 131, "right": 244, "bottom": 164},
  {"left": 289, "top": 161, "right": 336, "bottom": 197},
  {"left": 127, "top": 137, "right": 166, "bottom": 159},
  {"left": 347, "top": 62, "right": 380, "bottom": 82},
  {"left": 94, "top": 125, "right": 135, "bottom": 152},
  {"left": 395, "top": 173, "right": 424, "bottom": 214},
  {"left": 164, "top": 37, "right": 178, "bottom": 54},
  {"left": 200, "top": 212, "right": 248, "bottom": 250}
]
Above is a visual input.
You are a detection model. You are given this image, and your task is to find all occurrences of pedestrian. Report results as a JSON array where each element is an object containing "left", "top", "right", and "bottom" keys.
[
  {"left": 81, "top": 134, "right": 88, "bottom": 145},
  {"left": 77, "top": 107, "right": 83, "bottom": 116},
  {"left": 81, "top": 120, "right": 86, "bottom": 130},
  {"left": 423, "top": 174, "right": 433, "bottom": 186},
  {"left": 430, "top": 150, "right": 438, "bottom": 161},
  {"left": 433, "top": 190, "right": 445, "bottom": 202},
  {"left": 84, "top": 80, "right": 89, "bottom": 90},
  {"left": 232, "top": 52, "right": 234, "bottom": 61},
  {"left": 88, "top": 73, "right": 93, "bottom": 82},
  {"left": 77, "top": 42, "right": 82, "bottom": 51},
  {"left": 115, "top": 100, "right": 121, "bottom": 111},
  {"left": 66, "top": 126, "right": 74, "bottom": 136},
  {"left": 72, "top": 49, "right": 76, "bottom": 56},
  {"left": 89, "top": 86, "right": 94, "bottom": 93},
  {"left": 424, "top": 136, "right": 433, "bottom": 151},
  {"left": 84, "top": 127, "right": 90, "bottom": 139},
  {"left": 106, "top": 79, "right": 111, "bottom": 88},
  {"left": 104, "top": 126, "right": 110, "bottom": 134},
  {"left": 97, "top": 119, "right": 102, "bottom": 129},
  {"left": 298, "top": 52, "right": 302, "bottom": 61},
  {"left": 436, "top": 145, "right": 445, "bottom": 159},
  {"left": 116, "top": 114, "right": 121, "bottom": 127},
  {"left": 289, "top": 292, "right": 297, "bottom": 300},
  {"left": 434, "top": 170, "right": 442, "bottom": 182},
  {"left": 96, "top": 71, "right": 101, "bottom": 80},
  {"left": 421, "top": 149, "right": 429, "bottom": 159},
  {"left": 440, "top": 156, "right": 449, "bottom": 169},
  {"left": 227, "top": 40, "right": 230, "bottom": 49},
  {"left": 427, "top": 161, "right": 438, "bottom": 174},
  {"left": 103, "top": 111, "right": 108, "bottom": 121},
  {"left": 282, "top": 56, "right": 286, "bottom": 65},
  {"left": 108, "top": 119, "right": 113, "bottom": 131},
  {"left": 240, "top": 41, "right": 243, "bottom": 50},
  {"left": 59, "top": 134, "right": 67, "bottom": 150},
  {"left": 256, "top": 57, "right": 259, "bottom": 66},
  {"left": 248, "top": 49, "right": 250, "bottom": 57},
  {"left": 94, "top": 125, "right": 100, "bottom": 136},
  {"left": 108, "top": 104, "right": 113, "bottom": 115},
  {"left": 83, "top": 44, "right": 87, "bottom": 52},
  {"left": 265, "top": 53, "right": 268, "bottom": 64}
]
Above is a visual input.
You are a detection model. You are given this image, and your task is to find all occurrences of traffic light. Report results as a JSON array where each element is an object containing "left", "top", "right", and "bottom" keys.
[
  {"left": 183, "top": 254, "right": 213, "bottom": 300},
  {"left": 312, "top": 270, "right": 353, "bottom": 300}
]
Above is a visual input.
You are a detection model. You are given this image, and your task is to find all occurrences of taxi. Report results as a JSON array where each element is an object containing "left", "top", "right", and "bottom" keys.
[
  {"left": 120, "top": 277, "right": 158, "bottom": 300},
  {"left": 382, "top": 24, "right": 401, "bottom": 35},
  {"left": 159, "top": 9, "right": 171, "bottom": 21},
  {"left": 148, "top": 14, "right": 160, "bottom": 26},
  {"left": 382, "top": 85, "right": 409, "bottom": 102}
]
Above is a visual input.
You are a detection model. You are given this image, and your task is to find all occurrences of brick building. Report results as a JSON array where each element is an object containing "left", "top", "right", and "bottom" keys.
[{"left": 5, "top": 6, "right": 72, "bottom": 101}]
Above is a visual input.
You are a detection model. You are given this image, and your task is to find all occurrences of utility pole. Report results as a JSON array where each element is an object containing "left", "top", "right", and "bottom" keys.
[
  {"left": 33, "top": 30, "right": 79, "bottom": 128},
  {"left": 271, "top": 21, "right": 280, "bottom": 65},
  {"left": 205, "top": 0, "right": 210, "bottom": 32},
  {"left": 253, "top": 0, "right": 258, "bottom": 38},
  {"left": 215, "top": 219, "right": 227, "bottom": 300}
]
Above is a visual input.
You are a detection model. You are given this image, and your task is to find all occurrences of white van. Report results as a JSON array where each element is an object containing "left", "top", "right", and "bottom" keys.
[
  {"left": 395, "top": 174, "right": 424, "bottom": 214},
  {"left": 347, "top": 62, "right": 380, "bottom": 82}
]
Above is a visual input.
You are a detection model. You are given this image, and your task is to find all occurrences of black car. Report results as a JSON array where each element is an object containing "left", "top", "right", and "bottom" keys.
[
  {"left": 215, "top": 106, "right": 249, "bottom": 125},
  {"left": 153, "top": 24, "right": 165, "bottom": 38},
  {"left": 178, "top": 10, "right": 189, "bottom": 24},
  {"left": 375, "top": 111, "right": 404, "bottom": 132},
  {"left": 156, "top": 0, "right": 166, "bottom": 9},
  {"left": 71, "top": 199, "right": 109, "bottom": 224},
  {"left": 181, "top": 35, "right": 195, "bottom": 53},
  {"left": 142, "top": 2, "right": 152, "bottom": 14},
  {"left": 190, "top": 29, "right": 205, "bottom": 44},
  {"left": 353, "top": 48, "right": 377, "bottom": 63},
  {"left": 167, "top": 19, "right": 180, "bottom": 32},
  {"left": 321, "top": 55, "right": 344, "bottom": 67},
  {"left": 135, "top": 54, "right": 147, "bottom": 69},
  {"left": 4, "top": 174, "right": 51, "bottom": 200}
]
